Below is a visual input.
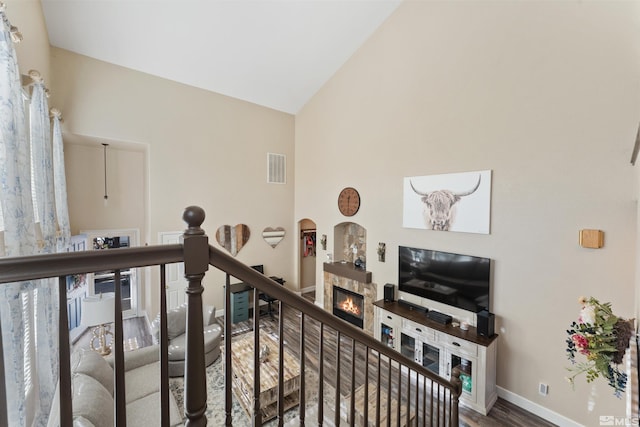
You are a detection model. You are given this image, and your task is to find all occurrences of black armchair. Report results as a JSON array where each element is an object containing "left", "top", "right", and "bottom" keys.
[{"left": 260, "top": 276, "right": 285, "bottom": 319}]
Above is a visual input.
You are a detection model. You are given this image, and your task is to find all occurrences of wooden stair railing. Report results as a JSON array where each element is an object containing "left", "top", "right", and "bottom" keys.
[
  {"left": 0, "top": 213, "right": 189, "bottom": 426},
  {"left": 211, "top": 235, "right": 462, "bottom": 427},
  {"left": 0, "top": 206, "right": 461, "bottom": 426}
]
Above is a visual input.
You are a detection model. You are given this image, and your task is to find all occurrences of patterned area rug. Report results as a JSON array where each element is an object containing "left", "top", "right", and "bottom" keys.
[
  {"left": 169, "top": 345, "right": 319, "bottom": 426},
  {"left": 169, "top": 355, "right": 249, "bottom": 425}
]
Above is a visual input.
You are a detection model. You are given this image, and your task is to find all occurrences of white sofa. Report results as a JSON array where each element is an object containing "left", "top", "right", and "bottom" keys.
[{"left": 47, "top": 346, "right": 182, "bottom": 427}]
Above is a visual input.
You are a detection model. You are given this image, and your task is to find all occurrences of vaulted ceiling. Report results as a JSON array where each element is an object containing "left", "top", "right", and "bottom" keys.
[{"left": 41, "top": 0, "right": 402, "bottom": 114}]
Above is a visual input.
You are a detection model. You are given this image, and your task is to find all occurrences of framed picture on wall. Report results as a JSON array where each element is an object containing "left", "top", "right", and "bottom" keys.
[{"left": 403, "top": 170, "right": 492, "bottom": 234}]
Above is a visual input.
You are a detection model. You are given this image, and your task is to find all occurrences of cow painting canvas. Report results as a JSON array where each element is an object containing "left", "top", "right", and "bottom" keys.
[{"left": 403, "top": 170, "right": 492, "bottom": 234}]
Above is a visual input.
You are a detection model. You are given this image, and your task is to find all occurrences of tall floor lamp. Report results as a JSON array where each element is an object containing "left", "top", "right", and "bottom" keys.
[{"left": 81, "top": 293, "right": 115, "bottom": 356}]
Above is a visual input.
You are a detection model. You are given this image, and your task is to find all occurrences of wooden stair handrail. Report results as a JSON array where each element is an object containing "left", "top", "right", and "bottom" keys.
[
  {"left": 0, "top": 205, "right": 461, "bottom": 426},
  {"left": 0, "top": 244, "right": 184, "bottom": 285},
  {"left": 207, "top": 243, "right": 462, "bottom": 395}
]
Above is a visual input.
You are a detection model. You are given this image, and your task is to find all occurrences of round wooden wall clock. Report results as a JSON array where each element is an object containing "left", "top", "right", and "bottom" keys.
[{"left": 338, "top": 187, "right": 361, "bottom": 216}]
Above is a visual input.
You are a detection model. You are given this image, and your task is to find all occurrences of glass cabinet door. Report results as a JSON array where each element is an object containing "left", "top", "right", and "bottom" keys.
[
  {"left": 422, "top": 342, "right": 440, "bottom": 375},
  {"left": 94, "top": 272, "right": 132, "bottom": 311},
  {"left": 450, "top": 354, "right": 473, "bottom": 395},
  {"left": 381, "top": 322, "right": 395, "bottom": 349},
  {"left": 400, "top": 332, "right": 416, "bottom": 360}
]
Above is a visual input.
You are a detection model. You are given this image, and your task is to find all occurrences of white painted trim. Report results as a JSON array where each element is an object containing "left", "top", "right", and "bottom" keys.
[
  {"left": 142, "top": 311, "right": 153, "bottom": 332},
  {"left": 140, "top": 310, "right": 149, "bottom": 328},
  {"left": 314, "top": 300, "right": 324, "bottom": 309},
  {"left": 497, "top": 386, "right": 583, "bottom": 427},
  {"left": 142, "top": 310, "right": 157, "bottom": 343},
  {"left": 299, "top": 286, "right": 315, "bottom": 294}
]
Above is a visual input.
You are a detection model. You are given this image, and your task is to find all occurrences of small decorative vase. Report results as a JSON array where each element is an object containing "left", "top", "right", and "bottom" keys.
[
  {"left": 378, "top": 242, "right": 386, "bottom": 262},
  {"left": 612, "top": 318, "right": 634, "bottom": 364}
]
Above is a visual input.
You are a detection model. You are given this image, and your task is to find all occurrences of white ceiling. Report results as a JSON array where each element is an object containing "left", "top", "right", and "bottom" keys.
[{"left": 40, "top": 0, "right": 402, "bottom": 114}]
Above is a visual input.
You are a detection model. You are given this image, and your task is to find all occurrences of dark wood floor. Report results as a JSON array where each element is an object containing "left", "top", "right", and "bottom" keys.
[
  {"left": 77, "top": 294, "right": 555, "bottom": 427},
  {"left": 246, "top": 305, "right": 555, "bottom": 427},
  {"left": 294, "top": 292, "right": 555, "bottom": 427}
]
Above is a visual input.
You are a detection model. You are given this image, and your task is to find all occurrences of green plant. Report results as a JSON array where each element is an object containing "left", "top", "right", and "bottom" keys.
[{"left": 565, "top": 296, "right": 633, "bottom": 398}]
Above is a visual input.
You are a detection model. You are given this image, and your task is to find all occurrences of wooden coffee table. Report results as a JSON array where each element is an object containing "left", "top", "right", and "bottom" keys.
[{"left": 229, "top": 330, "right": 301, "bottom": 422}]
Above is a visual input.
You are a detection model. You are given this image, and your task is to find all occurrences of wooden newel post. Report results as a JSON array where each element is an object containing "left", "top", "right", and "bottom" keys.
[{"left": 182, "top": 206, "right": 209, "bottom": 426}]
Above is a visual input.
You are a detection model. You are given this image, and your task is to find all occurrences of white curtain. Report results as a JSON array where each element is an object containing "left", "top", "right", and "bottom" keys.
[
  {"left": 30, "top": 77, "right": 56, "bottom": 251},
  {"left": 0, "top": 5, "right": 36, "bottom": 259},
  {"left": 52, "top": 109, "right": 70, "bottom": 253},
  {"left": 0, "top": 5, "right": 69, "bottom": 426},
  {"left": 0, "top": 5, "right": 38, "bottom": 426},
  {"left": 29, "top": 78, "right": 61, "bottom": 427}
]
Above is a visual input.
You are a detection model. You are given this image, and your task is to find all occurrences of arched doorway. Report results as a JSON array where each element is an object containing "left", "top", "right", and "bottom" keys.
[{"left": 298, "top": 218, "right": 316, "bottom": 295}]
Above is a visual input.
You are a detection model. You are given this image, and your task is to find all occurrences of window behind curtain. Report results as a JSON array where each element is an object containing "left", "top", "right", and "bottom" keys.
[{"left": 22, "top": 289, "right": 36, "bottom": 426}]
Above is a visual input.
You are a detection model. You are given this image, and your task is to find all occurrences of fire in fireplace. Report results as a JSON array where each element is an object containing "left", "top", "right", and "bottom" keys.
[
  {"left": 333, "top": 286, "right": 364, "bottom": 329},
  {"left": 339, "top": 296, "right": 361, "bottom": 316}
]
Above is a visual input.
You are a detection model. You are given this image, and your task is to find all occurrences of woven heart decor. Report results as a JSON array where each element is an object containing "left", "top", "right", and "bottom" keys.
[{"left": 262, "top": 227, "right": 285, "bottom": 248}]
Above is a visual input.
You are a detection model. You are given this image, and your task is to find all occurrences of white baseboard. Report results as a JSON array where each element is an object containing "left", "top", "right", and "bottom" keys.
[{"left": 497, "top": 386, "right": 583, "bottom": 427}]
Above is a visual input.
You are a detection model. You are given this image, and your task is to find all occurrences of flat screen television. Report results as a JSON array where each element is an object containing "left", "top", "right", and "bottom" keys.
[{"left": 398, "top": 246, "right": 490, "bottom": 313}]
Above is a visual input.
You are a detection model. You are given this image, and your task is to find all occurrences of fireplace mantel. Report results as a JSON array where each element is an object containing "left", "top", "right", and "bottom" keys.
[{"left": 323, "top": 262, "right": 371, "bottom": 283}]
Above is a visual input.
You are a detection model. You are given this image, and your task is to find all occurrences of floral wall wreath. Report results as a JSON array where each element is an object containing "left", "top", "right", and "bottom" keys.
[{"left": 566, "top": 296, "right": 634, "bottom": 397}]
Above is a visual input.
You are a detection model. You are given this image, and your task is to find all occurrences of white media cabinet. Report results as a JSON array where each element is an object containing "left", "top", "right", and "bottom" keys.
[{"left": 374, "top": 300, "right": 498, "bottom": 415}]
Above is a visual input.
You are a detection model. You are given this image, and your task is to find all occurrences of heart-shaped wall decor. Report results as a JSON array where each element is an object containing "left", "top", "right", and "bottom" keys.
[
  {"left": 262, "top": 227, "right": 285, "bottom": 248},
  {"left": 215, "top": 224, "right": 250, "bottom": 257}
]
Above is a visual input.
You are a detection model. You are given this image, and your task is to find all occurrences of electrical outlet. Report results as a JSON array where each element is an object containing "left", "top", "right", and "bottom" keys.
[{"left": 538, "top": 382, "right": 549, "bottom": 396}]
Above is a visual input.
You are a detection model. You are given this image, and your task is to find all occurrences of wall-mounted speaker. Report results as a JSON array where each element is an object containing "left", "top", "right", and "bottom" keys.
[
  {"left": 384, "top": 283, "right": 395, "bottom": 302},
  {"left": 477, "top": 310, "right": 495, "bottom": 337}
]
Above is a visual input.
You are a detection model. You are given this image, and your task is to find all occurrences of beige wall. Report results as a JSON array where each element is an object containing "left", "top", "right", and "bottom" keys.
[
  {"left": 5, "top": 0, "right": 50, "bottom": 82},
  {"left": 7, "top": 0, "right": 640, "bottom": 424},
  {"left": 49, "top": 48, "right": 295, "bottom": 320},
  {"left": 295, "top": 1, "right": 639, "bottom": 426},
  {"left": 64, "top": 137, "right": 146, "bottom": 235}
]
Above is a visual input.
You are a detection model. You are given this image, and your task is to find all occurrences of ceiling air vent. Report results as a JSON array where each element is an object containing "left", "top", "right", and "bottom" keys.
[{"left": 267, "top": 153, "right": 286, "bottom": 184}]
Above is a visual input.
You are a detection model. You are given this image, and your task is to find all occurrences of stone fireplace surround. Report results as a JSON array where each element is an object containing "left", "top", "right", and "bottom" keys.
[
  {"left": 323, "top": 268, "right": 376, "bottom": 336},
  {"left": 323, "top": 221, "right": 376, "bottom": 335}
]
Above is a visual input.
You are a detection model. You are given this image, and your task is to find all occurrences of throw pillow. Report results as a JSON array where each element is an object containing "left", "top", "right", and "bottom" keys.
[
  {"left": 166, "top": 304, "right": 187, "bottom": 340},
  {"left": 71, "top": 373, "right": 114, "bottom": 427},
  {"left": 70, "top": 349, "right": 114, "bottom": 395}
]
